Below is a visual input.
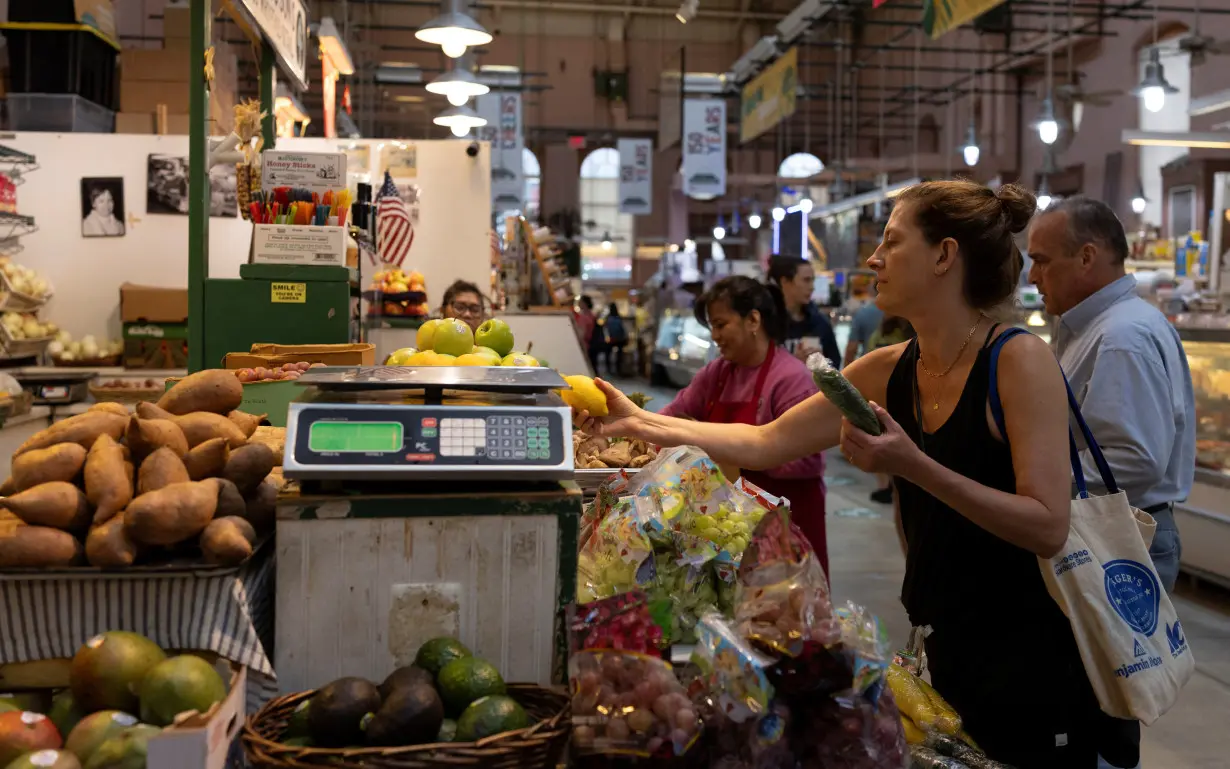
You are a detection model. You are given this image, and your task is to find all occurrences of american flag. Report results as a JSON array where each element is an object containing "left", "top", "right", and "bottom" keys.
[{"left": 376, "top": 171, "right": 414, "bottom": 267}]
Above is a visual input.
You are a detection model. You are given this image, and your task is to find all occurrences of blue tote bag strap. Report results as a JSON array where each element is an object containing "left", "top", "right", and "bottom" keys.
[{"left": 986, "top": 327, "right": 1120, "bottom": 498}]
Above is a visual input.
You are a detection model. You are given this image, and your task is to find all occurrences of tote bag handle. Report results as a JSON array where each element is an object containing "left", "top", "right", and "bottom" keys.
[{"left": 986, "top": 327, "right": 1120, "bottom": 499}]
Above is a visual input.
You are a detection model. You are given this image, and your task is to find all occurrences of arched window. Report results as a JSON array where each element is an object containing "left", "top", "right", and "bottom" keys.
[
  {"left": 1138, "top": 37, "right": 1191, "bottom": 229},
  {"left": 580, "top": 147, "right": 632, "bottom": 283},
  {"left": 523, "top": 148, "right": 541, "bottom": 222},
  {"left": 778, "top": 152, "right": 824, "bottom": 178}
]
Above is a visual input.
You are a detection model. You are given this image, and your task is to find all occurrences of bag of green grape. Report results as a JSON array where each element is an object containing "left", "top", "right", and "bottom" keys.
[{"left": 576, "top": 496, "right": 653, "bottom": 604}]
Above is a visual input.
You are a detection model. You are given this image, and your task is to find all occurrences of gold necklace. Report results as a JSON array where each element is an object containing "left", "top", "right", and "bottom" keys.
[{"left": 917, "top": 318, "right": 982, "bottom": 411}]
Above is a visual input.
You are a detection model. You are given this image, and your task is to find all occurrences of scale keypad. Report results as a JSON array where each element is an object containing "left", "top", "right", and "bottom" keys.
[
  {"left": 486, "top": 415, "right": 553, "bottom": 460},
  {"left": 439, "top": 418, "right": 487, "bottom": 457}
]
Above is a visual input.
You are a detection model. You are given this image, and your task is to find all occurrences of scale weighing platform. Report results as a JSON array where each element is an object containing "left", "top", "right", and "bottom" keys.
[{"left": 283, "top": 366, "right": 575, "bottom": 482}]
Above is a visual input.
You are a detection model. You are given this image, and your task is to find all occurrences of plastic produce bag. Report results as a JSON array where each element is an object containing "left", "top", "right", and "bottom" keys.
[
  {"left": 690, "top": 613, "right": 775, "bottom": 724},
  {"left": 806, "top": 352, "right": 881, "bottom": 436},
  {"left": 576, "top": 497, "right": 653, "bottom": 604},
  {"left": 708, "top": 701, "right": 796, "bottom": 769}
]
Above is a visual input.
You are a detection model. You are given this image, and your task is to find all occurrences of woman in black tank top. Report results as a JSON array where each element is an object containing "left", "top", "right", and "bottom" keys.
[{"left": 575, "top": 180, "right": 1139, "bottom": 768}]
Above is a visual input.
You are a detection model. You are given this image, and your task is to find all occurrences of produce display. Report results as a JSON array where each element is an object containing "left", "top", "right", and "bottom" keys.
[
  {"left": 1, "top": 314, "right": 56, "bottom": 343},
  {"left": 0, "top": 258, "right": 51, "bottom": 300},
  {"left": 806, "top": 353, "right": 881, "bottom": 436},
  {"left": 0, "top": 630, "right": 229, "bottom": 769},
  {"left": 369, "top": 268, "right": 429, "bottom": 317},
  {"left": 94, "top": 379, "right": 160, "bottom": 391},
  {"left": 384, "top": 317, "right": 542, "bottom": 367},
  {"left": 232, "top": 361, "right": 325, "bottom": 383},
  {"left": 573, "top": 433, "right": 657, "bottom": 469},
  {"left": 276, "top": 636, "right": 533, "bottom": 749},
  {"left": 0, "top": 370, "right": 280, "bottom": 569},
  {"left": 47, "top": 333, "right": 123, "bottom": 364}
]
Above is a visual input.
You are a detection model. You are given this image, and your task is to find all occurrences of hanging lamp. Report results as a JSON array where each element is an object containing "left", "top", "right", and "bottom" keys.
[
  {"left": 434, "top": 103, "right": 486, "bottom": 137},
  {"left": 426, "top": 52, "right": 489, "bottom": 106},
  {"left": 416, "top": 0, "right": 492, "bottom": 59}
]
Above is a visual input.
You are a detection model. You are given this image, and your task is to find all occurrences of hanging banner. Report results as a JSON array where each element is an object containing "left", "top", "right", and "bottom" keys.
[
  {"left": 740, "top": 47, "right": 797, "bottom": 143},
  {"left": 682, "top": 99, "right": 726, "bottom": 199},
  {"left": 476, "top": 92, "right": 524, "bottom": 211},
  {"left": 921, "top": 0, "right": 1007, "bottom": 38},
  {"left": 618, "top": 138, "right": 653, "bottom": 216},
  {"left": 236, "top": 0, "right": 310, "bottom": 88}
]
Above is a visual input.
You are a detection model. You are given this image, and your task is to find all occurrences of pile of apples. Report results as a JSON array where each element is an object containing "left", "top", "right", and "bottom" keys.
[
  {"left": 385, "top": 318, "right": 542, "bottom": 367},
  {"left": 371, "top": 268, "right": 429, "bottom": 317},
  {"left": 0, "top": 257, "right": 51, "bottom": 299}
]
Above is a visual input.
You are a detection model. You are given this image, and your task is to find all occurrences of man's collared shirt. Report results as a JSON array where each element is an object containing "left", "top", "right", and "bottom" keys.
[{"left": 1054, "top": 274, "right": 1195, "bottom": 508}]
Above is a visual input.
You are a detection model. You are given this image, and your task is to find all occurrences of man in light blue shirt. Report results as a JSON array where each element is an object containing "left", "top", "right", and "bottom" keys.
[{"left": 1027, "top": 196, "right": 1195, "bottom": 593}]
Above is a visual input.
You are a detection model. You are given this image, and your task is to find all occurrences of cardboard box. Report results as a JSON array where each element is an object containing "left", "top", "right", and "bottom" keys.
[
  {"left": 121, "top": 282, "right": 188, "bottom": 322},
  {"left": 115, "top": 111, "right": 155, "bottom": 134},
  {"left": 124, "top": 322, "right": 188, "bottom": 369},
  {"left": 121, "top": 80, "right": 192, "bottom": 114},
  {"left": 251, "top": 224, "right": 348, "bottom": 267},
  {"left": 163, "top": 5, "right": 191, "bottom": 41},
  {"left": 224, "top": 342, "right": 376, "bottom": 369},
  {"left": 146, "top": 661, "right": 246, "bottom": 769},
  {"left": 122, "top": 48, "right": 193, "bottom": 81}
]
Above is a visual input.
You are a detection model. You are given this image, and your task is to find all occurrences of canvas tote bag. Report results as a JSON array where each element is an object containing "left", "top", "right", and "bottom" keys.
[{"left": 988, "top": 328, "right": 1194, "bottom": 725}]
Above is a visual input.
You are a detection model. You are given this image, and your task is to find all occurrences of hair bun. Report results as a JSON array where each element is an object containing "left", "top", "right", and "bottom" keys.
[{"left": 994, "top": 183, "right": 1037, "bottom": 234}]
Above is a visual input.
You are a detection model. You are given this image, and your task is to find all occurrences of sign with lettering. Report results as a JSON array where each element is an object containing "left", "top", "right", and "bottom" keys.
[
  {"left": 476, "top": 92, "right": 524, "bottom": 211},
  {"left": 618, "top": 138, "right": 653, "bottom": 215},
  {"left": 682, "top": 99, "right": 726, "bottom": 198},
  {"left": 238, "top": 0, "right": 310, "bottom": 88},
  {"left": 740, "top": 47, "right": 797, "bottom": 143}
]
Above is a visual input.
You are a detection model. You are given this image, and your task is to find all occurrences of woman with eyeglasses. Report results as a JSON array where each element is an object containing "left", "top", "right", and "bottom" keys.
[{"left": 440, "top": 280, "right": 488, "bottom": 333}]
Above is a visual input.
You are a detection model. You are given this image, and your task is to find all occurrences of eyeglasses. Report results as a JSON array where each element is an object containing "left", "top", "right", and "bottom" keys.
[{"left": 450, "top": 302, "right": 483, "bottom": 316}]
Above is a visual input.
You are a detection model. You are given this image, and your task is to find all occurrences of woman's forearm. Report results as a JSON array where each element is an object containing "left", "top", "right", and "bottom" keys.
[{"left": 899, "top": 453, "right": 1067, "bottom": 557}]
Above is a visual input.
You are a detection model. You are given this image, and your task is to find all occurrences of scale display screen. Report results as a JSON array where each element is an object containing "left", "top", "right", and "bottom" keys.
[{"left": 308, "top": 421, "right": 404, "bottom": 453}]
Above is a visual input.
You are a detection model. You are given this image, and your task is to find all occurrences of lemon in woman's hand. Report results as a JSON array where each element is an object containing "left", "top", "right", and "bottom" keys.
[{"left": 559, "top": 375, "right": 610, "bottom": 417}]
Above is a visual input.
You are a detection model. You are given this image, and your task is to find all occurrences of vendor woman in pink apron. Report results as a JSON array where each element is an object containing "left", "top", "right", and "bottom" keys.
[{"left": 658, "top": 276, "right": 829, "bottom": 576}]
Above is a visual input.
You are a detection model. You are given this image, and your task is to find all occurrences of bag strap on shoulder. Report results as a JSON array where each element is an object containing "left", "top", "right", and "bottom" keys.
[{"left": 986, "top": 327, "right": 1120, "bottom": 498}]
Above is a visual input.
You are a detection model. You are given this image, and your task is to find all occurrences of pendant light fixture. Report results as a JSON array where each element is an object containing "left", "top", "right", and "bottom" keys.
[
  {"left": 433, "top": 103, "right": 486, "bottom": 137},
  {"left": 1036, "top": 177, "right": 1053, "bottom": 211},
  {"left": 1035, "top": 0, "right": 1060, "bottom": 146},
  {"left": 1131, "top": 182, "right": 1148, "bottom": 214},
  {"left": 748, "top": 204, "right": 762, "bottom": 230},
  {"left": 416, "top": 0, "right": 492, "bottom": 59},
  {"left": 961, "top": 53, "right": 981, "bottom": 166},
  {"left": 713, "top": 213, "right": 726, "bottom": 241},
  {"left": 426, "top": 52, "right": 489, "bottom": 106},
  {"left": 1136, "top": 47, "right": 1178, "bottom": 114}
]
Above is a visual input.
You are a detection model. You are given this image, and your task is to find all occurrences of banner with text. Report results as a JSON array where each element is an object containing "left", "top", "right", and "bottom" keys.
[
  {"left": 618, "top": 138, "right": 653, "bottom": 215},
  {"left": 682, "top": 99, "right": 726, "bottom": 199},
  {"left": 922, "top": 0, "right": 1007, "bottom": 38},
  {"left": 740, "top": 47, "right": 798, "bottom": 143},
  {"left": 476, "top": 91, "right": 524, "bottom": 212},
  {"left": 238, "top": 0, "right": 310, "bottom": 88}
]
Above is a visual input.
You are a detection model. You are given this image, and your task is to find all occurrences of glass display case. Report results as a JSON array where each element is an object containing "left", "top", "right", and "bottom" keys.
[
  {"left": 1176, "top": 326, "right": 1230, "bottom": 588},
  {"left": 651, "top": 310, "right": 714, "bottom": 388}
]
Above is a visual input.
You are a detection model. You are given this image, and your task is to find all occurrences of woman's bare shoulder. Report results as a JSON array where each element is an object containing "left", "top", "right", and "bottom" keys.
[{"left": 843, "top": 341, "right": 910, "bottom": 404}]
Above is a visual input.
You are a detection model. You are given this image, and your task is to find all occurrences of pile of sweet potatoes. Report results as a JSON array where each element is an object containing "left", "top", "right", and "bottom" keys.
[{"left": 0, "top": 369, "right": 280, "bottom": 570}]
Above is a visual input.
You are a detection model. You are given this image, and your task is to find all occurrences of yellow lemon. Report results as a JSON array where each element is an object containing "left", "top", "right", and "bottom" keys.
[
  {"left": 416, "top": 318, "right": 445, "bottom": 351},
  {"left": 559, "top": 374, "right": 609, "bottom": 417},
  {"left": 385, "top": 347, "right": 418, "bottom": 366},
  {"left": 405, "top": 350, "right": 437, "bottom": 366},
  {"left": 433, "top": 353, "right": 458, "bottom": 365},
  {"left": 454, "top": 353, "right": 493, "bottom": 366}
]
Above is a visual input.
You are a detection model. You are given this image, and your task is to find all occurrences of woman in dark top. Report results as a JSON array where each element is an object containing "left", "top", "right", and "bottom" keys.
[
  {"left": 767, "top": 256, "right": 842, "bottom": 368},
  {"left": 573, "top": 180, "right": 1139, "bottom": 768}
]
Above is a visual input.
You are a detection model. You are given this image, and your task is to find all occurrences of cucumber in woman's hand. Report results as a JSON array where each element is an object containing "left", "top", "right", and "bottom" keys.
[{"left": 806, "top": 353, "right": 882, "bottom": 436}]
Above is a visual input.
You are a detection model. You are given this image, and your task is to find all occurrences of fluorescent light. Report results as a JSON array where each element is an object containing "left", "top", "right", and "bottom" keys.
[
  {"left": 376, "top": 65, "right": 424, "bottom": 85},
  {"left": 808, "top": 177, "right": 921, "bottom": 218},
  {"left": 415, "top": 0, "right": 492, "bottom": 59},
  {"left": 392, "top": 95, "right": 425, "bottom": 103},
  {"left": 317, "top": 17, "right": 355, "bottom": 76},
  {"left": 1189, "top": 88, "right": 1230, "bottom": 117},
  {"left": 1121, "top": 129, "right": 1230, "bottom": 149},
  {"left": 748, "top": 213, "right": 762, "bottom": 229}
]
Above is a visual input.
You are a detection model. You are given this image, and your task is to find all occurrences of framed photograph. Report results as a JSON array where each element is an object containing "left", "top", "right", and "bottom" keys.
[
  {"left": 146, "top": 154, "right": 238, "bottom": 217},
  {"left": 209, "top": 164, "right": 238, "bottom": 218},
  {"left": 81, "top": 177, "right": 125, "bottom": 237}
]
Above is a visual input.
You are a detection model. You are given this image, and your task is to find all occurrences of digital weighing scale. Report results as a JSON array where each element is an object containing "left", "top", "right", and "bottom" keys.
[{"left": 283, "top": 366, "right": 575, "bottom": 481}]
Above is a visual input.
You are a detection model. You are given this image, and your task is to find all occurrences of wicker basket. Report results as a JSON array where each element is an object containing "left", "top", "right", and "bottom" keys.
[{"left": 243, "top": 683, "right": 570, "bottom": 769}]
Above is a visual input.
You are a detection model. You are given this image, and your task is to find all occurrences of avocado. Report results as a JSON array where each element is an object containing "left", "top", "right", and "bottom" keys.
[
  {"left": 283, "top": 700, "right": 311, "bottom": 740},
  {"left": 378, "top": 665, "right": 434, "bottom": 701},
  {"left": 437, "top": 718, "right": 458, "bottom": 743},
  {"left": 413, "top": 638, "right": 472, "bottom": 678},
  {"left": 364, "top": 684, "right": 444, "bottom": 747},
  {"left": 436, "top": 657, "right": 506, "bottom": 716},
  {"left": 282, "top": 736, "right": 313, "bottom": 747},
  {"left": 455, "top": 695, "right": 531, "bottom": 742},
  {"left": 306, "top": 678, "right": 381, "bottom": 748}
]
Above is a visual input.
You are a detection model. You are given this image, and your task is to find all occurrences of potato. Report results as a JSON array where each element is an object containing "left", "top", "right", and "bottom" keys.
[
  {"left": 89, "top": 402, "right": 130, "bottom": 417},
  {"left": 199, "top": 516, "right": 256, "bottom": 566},
  {"left": 183, "top": 437, "right": 230, "bottom": 481},
  {"left": 124, "top": 481, "right": 218, "bottom": 546},
  {"left": 0, "top": 481, "right": 91, "bottom": 531},
  {"left": 243, "top": 479, "right": 277, "bottom": 532},
  {"left": 16, "top": 411, "right": 128, "bottom": 456},
  {"left": 138, "top": 447, "right": 190, "bottom": 494},
  {"left": 209, "top": 478, "right": 247, "bottom": 519},
  {"left": 0, "top": 477, "right": 14, "bottom": 496},
  {"left": 136, "top": 402, "right": 175, "bottom": 421},
  {"left": 126, "top": 417, "right": 189, "bottom": 461},
  {"left": 176, "top": 412, "right": 247, "bottom": 449},
  {"left": 11, "top": 443, "right": 88, "bottom": 491},
  {"left": 248, "top": 426, "right": 286, "bottom": 459},
  {"left": 227, "top": 410, "right": 265, "bottom": 438},
  {"left": 157, "top": 369, "right": 243, "bottom": 416},
  {"left": 222, "top": 443, "right": 276, "bottom": 493},
  {"left": 85, "top": 434, "right": 134, "bottom": 525},
  {"left": 0, "top": 523, "right": 83, "bottom": 567},
  {"left": 85, "top": 513, "right": 140, "bottom": 568}
]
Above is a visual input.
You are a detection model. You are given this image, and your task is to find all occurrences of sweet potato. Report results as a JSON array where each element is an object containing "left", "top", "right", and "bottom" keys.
[
  {"left": 183, "top": 437, "right": 230, "bottom": 480},
  {"left": 89, "top": 402, "right": 130, "bottom": 417},
  {"left": 136, "top": 402, "right": 175, "bottom": 421},
  {"left": 222, "top": 443, "right": 277, "bottom": 493},
  {"left": 199, "top": 516, "right": 256, "bottom": 566},
  {"left": 11, "top": 443, "right": 88, "bottom": 491},
  {"left": 85, "top": 434, "right": 134, "bottom": 525},
  {"left": 0, "top": 524, "right": 83, "bottom": 567},
  {"left": 176, "top": 412, "right": 247, "bottom": 449},
  {"left": 0, "top": 481, "right": 91, "bottom": 531},
  {"left": 243, "top": 479, "right": 277, "bottom": 532},
  {"left": 227, "top": 410, "right": 265, "bottom": 438},
  {"left": 0, "top": 477, "right": 14, "bottom": 496},
  {"left": 16, "top": 411, "right": 128, "bottom": 456},
  {"left": 138, "top": 447, "right": 190, "bottom": 494},
  {"left": 210, "top": 478, "right": 247, "bottom": 518},
  {"left": 123, "top": 481, "right": 218, "bottom": 546},
  {"left": 126, "top": 417, "right": 189, "bottom": 461},
  {"left": 157, "top": 369, "right": 243, "bottom": 416},
  {"left": 85, "top": 513, "right": 140, "bottom": 568}
]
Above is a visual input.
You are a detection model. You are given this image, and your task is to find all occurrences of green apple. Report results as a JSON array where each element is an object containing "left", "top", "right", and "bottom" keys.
[
  {"left": 385, "top": 347, "right": 419, "bottom": 366},
  {"left": 432, "top": 318, "right": 476, "bottom": 357},
  {"left": 471, "top": 346, "right": 502, "bottom": 364},
  {"left": 501, "top": 352, "right": 540, "bottom": 367},
  {"left": 475, "top": 318, "right": 515, "bottom": 357},
  {"left": 416, "top": 318, "right": 445, "bottom": 351}
]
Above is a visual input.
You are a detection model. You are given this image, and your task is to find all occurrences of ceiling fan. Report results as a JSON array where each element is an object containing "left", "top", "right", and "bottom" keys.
[
  {"left": 1050, "top": 0, "right": 1122, "bottom": 131},
  {"left": 1177, "top": 0, "right": 1230, "bottom": 66}
]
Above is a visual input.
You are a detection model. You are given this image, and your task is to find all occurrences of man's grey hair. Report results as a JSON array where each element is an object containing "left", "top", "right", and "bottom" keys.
[{"left": 1042, "top": 196, "right": 1130, "bottom": 264}]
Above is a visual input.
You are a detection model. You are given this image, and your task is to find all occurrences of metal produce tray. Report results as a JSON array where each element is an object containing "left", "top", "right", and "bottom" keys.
[
  {"left": 574, "top": 467, "right": 640, "bottom": 496},
  {"left": 298, "top": 365, "right": 567, "bottom": 393},
  {"left": 0, "top": 533, "right": 272, "bottom": 581}
]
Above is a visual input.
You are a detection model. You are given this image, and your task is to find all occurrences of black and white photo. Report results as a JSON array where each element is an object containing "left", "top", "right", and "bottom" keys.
[
  {"left": 81, "top": 177, "right": 125, "bottom": 237},
  {"left": 146, "top": 154, "right": 238, "bottom": 217}
]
